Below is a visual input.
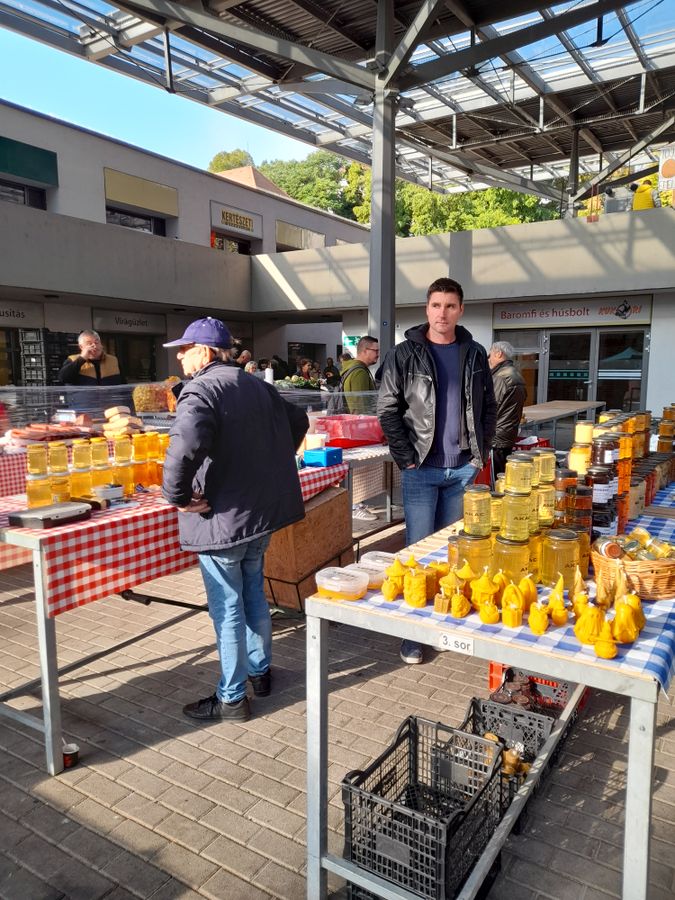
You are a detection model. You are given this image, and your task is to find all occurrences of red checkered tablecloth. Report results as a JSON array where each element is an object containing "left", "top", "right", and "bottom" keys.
[
  {"left": 0, "top": 492, "right": 197, "bottom": 617},
  {"left": 0, "top": 451, "right": 28, "bottom": 497},
  {"left": 298, "top": 463, "right": 348, "bottom": 501}
]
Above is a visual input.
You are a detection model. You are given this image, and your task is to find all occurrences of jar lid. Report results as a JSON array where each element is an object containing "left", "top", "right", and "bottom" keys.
[
  {"left": 465, "top": 484, "right": 490, "bottom": 493},
  {"left": 26, "top": 473, "right": 50, "bottom": 481},
  {"left": 547, "top": 528, "right": 578, "bottom": 541},
  {"left": 555, "top": 468, "right": 576, "bottom": 479},
  {"left": 490, "top": 492, "right": 503, "bottom": 500},
  {"left": 575, "top": 486, "right": 593, "bottom": 496},
  {"left": 509, "top": 452, "right": 533, "bottom": 461},
  {"left": 586, "top": 466, "right": 611, "bottom": 475},
  {"left": 502, "top": 488, "right": 530, "bottom": 497},
  {"left": 458, "top": 529, "right": 491, "bottom": 540},
  {"left": 495, "top": 535, "right": 529, "bottom": 546}
]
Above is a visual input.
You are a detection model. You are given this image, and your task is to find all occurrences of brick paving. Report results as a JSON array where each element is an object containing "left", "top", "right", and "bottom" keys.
[{"left": 1, "top": 523, "right": 674, "bottom": 900}]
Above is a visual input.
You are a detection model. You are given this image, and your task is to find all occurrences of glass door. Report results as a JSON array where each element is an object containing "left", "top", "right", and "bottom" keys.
[
  {"left": 596, "top": 329, "right": 648, "bottom": 412},
  {"left": 545, "top": 331, "right": 594, "bottom": 402}
]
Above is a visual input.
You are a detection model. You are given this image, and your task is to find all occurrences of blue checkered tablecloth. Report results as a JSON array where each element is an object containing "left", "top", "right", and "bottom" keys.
[
  {"left": 626, "top": 516, "right": 675, "bottom": 543},
  {"left": 649, "top": 484, "right": 675, "bottom": 509},
  {"left": 350, "top": 543, "right": 675, "bottom": 694}
]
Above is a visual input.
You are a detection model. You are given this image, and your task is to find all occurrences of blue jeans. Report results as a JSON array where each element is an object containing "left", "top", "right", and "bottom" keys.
[
  {"left": 198, "top": 534, "right": 272, "bottom": 703},
  {"left": 401, "top": 462, "right": 479, "bottom": 545}
]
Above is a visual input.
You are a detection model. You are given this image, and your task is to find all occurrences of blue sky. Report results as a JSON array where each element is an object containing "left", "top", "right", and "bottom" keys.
[{"left": 0, "top": 29, "right": 311, "bottom": 170}]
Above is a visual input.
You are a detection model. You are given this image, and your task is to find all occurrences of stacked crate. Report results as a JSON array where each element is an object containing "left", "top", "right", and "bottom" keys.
[{"left": 19, "top": 329, "right": 79, "bottom": 386}]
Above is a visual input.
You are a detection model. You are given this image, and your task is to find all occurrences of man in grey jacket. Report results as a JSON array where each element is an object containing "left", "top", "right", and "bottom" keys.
[
  {"left": 378, "top": 278, "right": 496, "bottom": 664},
  {"left": 162, "top": 318, "right": 308, "bottom": 722}
]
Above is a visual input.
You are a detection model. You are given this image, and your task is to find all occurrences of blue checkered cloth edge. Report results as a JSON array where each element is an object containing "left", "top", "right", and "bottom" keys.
[
  {"left": 626, "top": 483, "right": 675, "bottom": 542},
  {"left": 352, "top": 542, "right": 675, "bottom": 694}
]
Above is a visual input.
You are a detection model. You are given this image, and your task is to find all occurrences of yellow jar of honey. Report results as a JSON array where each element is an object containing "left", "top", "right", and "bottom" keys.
[
  {"left": 69, "top": 467, "right": 92, "bottom": 497},
  {"left": 494, "top": 473, "right": 505, "bottom": 495},
  {"left": 71, "top": 439, "right": 92, "bottom": 470},
  {"left": 537, "top": 483, "right": 555, "bottom": 527},
  {"left": 113, "top": 462, "right": 135, "bottom": 497},
  {"left": 132, "top": 433, "right": 148, "bottom": 462},
  {"left": 90, "top": 437, "right": 109, "bottom": 467},
  {"left": 457, "top": 532, "right": 493, "bottom": 575},
  {"left": 50, "top": 473, "right": 70, "bottom": 503},
  {"left": 91, "top": 465, "right": 112, "bottom": 488},
  {"left": 566, "top": 526, "right": 590, "bottom": 578},
  {"left": 536, "top": 450, "right": 556, "bottom": 484},
  {"left": 146, "top": 431, "right": 160, "bottom": 458},
  {"left": 540, "top": 529, "right": 580, "bottom": 589},
  {"left": 113, "top": 435, "right": 132, "bottom": 465},
  {"left": 490, "top": 493, "right": 503, "bottom": 531},
  {"left": 463, "top": 485, "right": 491, "bottom": 536},
  {"left": 493, "top": 536, "right": 530, "bottom": 584},
  {"left": 574, "top": 420, "right": 595, "bottom": 444},
  {"left": 528, "top": 489, "right": 540, "bottom": 535},
  {"left": 447, "top": 535, "right": 460, "bottom": 568},
  {"left": 528, "top": 531, "right": 543, "bottom": 583},
  {"left": 501, "top": 490, "right": 531, "bottom": 542},
  {"left": 48, "top": 441, "right": 69, "bottom": 474},
  {"left": 504, "top": 457, "right": 533, "bottom": 495},
  {"left": 568, "top": 443, "right": 591, "bottom": 476},
  {"left": 26, "top": 474, "right": 52, "bottom": 508},
  {"left": 26, "top": 443, "right": 48, "bottom": 476},
  {"left": 158, "top": 433, "right": 170, "bottom": 461}
]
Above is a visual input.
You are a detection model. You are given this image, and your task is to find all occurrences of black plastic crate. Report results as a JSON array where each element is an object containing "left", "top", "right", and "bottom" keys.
[
  {"left": 343, "top": 716, "right": 501, "bottom": 899},
  {"left": 19, "top": 328, "right": 48, "bottom": 342}
]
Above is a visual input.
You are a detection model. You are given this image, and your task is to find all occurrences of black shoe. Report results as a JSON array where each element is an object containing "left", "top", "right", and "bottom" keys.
[
  {"left": 249, "top": 669, "right": 271, "bottom": 697},
  {"left": 182, "top": 694, "right": 250, "bottom": 722}
]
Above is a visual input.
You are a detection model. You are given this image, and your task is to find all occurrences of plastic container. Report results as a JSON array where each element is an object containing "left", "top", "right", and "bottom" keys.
[
  {"left": 26, "top": 443, "right": 48, "bottom": 476},
  {"left": 463, "top": 484, "right": 491, "bottom": 536},
  {"left": 303, "top": 447, "right": 343, "bottom": 467},
  {"left": 540, "top": 528, "right": 580, "bottom": 589},
  {"left": 360, "top": 551, "right": 396, "bottom": 570},
  {"left": 314, "top": 415, "right": 384, "bottom": 446},
  {"left": 315, "top": 566, "right": 369, "bottom": 601},
  {"left": 344, "top": 563, "right": 385, "bottom": 591},
  {"left": 342, "top": 716, "right": 501, "bottom": 900}
]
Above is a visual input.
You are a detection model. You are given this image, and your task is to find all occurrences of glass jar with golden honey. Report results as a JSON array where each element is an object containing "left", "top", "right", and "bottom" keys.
[
  {"left": 71, "top": 439, "right": 91, "bottom": 470},
  {"left": 566, "top": 525, "right": 590, "bottom": 578},
  {"left": 568, "top": 443, "right": 591, "bottom": 476},
  {"left": 90, "top": 437, "right": 109, "bottom": 468},
  {"left": 463, "top": 484, "right": 491, "bottom": 536},
  {"left": 501, "top": 490, "right": 531, "bottom": 542},
  {"left": 528, "top": 489, "right": 540, "bottom": 535},
  {"left": 494, "top": 473, "right": 505, "bottom": 495},
  {"left": 447, "top": 535, "right": 460, "bottom": 568},
  {"left": 490, "top": 493, "right": 503, "bottom": 532},
  {"left": 528, "top": 530, "right": 543, "bottom": 583},
  {"left": 91, "top": 466, "right": 112, "bottom": 489},
  {"left": 69, "top": 467, "right": 92, "bottom": 497},
  {"left": 113, "top": 462, "right": 135, "bottom": 497},
  {"left": 145, "top": 431, "right": 160, "bottom": 458},
  {"left": 537, "top": 483, "right": 555, "bottom": 527},
  {"left": 50, "top": 473, "right": 70, "bottom": 503},
  {"left": 26, "top": 443, "right": 48, "bottom": 476},
  {"left": 493, "top": 536, "right": 530, "bottom": 584},
  {"left": 457, "top": 531, "right": 493, "bottom": 575},
  {"left": 26, "top": 474, "right": 52, "bottom": 508},
  {"left": 158, "top": 433, "right": 170, "bottom": 462},
  {"left": 113, "top": 435, "right": 132, "bottom": 465},
  {"left": 574, "top": 420, "right": 595, "bottom": 444},
  {"left": 540, "top": 528, "right": 580, "bottom": 589},
  {"left": 48, "top": 441, "right": 69, "bottom": 474},
  {"left": 524, "top": 451, "right": 540, "bottom": 487},
  {"left": 536, "top": 450, "right": 556, "bottom": 484},
  {"left": 132, "top": 433, "right": 148, "bottom": 462},
  {"left": 504, "top": 456, "right": 533, "bottom": 495}
]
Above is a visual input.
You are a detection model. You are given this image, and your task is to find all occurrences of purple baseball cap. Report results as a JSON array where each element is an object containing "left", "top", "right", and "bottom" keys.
[{"left": 163, "top": 317, "right": 232, "bottom": 349}]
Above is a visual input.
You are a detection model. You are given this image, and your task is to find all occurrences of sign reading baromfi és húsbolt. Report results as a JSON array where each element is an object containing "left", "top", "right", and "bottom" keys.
[{"left": 493, "top": 296, "right": 652, "bottom": 329}]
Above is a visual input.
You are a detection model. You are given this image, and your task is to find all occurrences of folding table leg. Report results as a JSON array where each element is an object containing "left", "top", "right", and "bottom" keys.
[
  {"left": 306, "top": 614, "right": 328, "bottom": 899},
  {"left": 622, "top": 695, "right": 656, "bottom": 900},
  {"left": 34, "top": 553, "right": 63, "bottom": 775}
]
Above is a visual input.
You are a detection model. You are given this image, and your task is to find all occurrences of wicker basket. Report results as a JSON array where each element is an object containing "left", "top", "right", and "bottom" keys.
[{"left": 591, "top": 550, "right": 675, "bottom": 601}]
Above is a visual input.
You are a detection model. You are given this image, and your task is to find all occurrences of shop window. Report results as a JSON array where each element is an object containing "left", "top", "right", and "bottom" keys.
[
  {"left": 106, "top": 206, "right": 166, "bottom": 236},
  {"left": 276, "top": 220, "right": 325, "bottom": 251},
  {"left": 0, "top": 328, "right": 21, "bottom": 385},
  {"left": 210, "top": 231, "right": 250, "bottom": 254},
  {"left": 0, "top": 177, "right": 46, "bottom": 210}
]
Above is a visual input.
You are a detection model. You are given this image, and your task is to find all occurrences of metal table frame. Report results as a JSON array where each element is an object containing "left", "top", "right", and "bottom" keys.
[{"left": 306, "top": 597, "right": 660, "bottom": 900}]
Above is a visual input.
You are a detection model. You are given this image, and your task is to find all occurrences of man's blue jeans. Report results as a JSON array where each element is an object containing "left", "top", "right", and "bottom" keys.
[
  {"left": 198, "top": 534, "right": 272, "bottom": 703},
  {"left": 401, "top": 462, "right": 479, "bottom": 545}
]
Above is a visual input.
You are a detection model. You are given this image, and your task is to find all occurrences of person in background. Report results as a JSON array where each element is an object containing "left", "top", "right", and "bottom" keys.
[
  {"left": 258, "top": 358, "right": 270, "bottom": 373},
  {"left": 378, "top": 277, "right": 496, "bottom": 665},
  {"left": 272, "top": 355, "right": 289, "bottom": 378},
  {"left": 237, "top": 349, "right": 252, "bottom": 368},
  {"left": 629, "top": 177, "right": 661, "bottom": 210},
  {"left": 488, "top": 341, "right": 528, "bottom": 478},
  {"left": 162, "top": 317, "right": 308, "bottom": 722},
  {"left": 340, "top": 336, "right": 379, "bottom": 413},
  {"left": 244, "top": 360, "right": 258, "bottom": 375},
  {"left": 57, "top": 330, "right": 125, "bottom": 386},
  {"left": 324, "top": 356, "right": 340, "bottom": 389},
  {"left": 296, "top": 358, "right": 312, "bottom": 379}
]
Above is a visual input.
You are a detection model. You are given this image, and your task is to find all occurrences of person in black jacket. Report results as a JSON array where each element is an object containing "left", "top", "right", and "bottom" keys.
[
  {"left": 162, "top": 317, "right": 308, "bottom": 722},
  {"left": 488, "top": 341, "right": 528, "bottom": 477},
  {"left": 378, "top": 277, "right": 496, "bottom": 665}
]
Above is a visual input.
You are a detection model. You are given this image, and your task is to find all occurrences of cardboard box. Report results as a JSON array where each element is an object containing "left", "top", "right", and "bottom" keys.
[{"left": 264, "top": 486, "right": 354, "bottom": 609}]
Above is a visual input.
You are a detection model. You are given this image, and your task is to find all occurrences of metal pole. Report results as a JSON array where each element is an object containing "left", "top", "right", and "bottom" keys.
[
  {"left": 33, "top": 553, "right": 63, "bottom": 774},
  {"left": 305, "top": 614, "right": 329, "bottom": 898},
  {"left": 566, "top": 127, "right": 580, "bottom": 218}
]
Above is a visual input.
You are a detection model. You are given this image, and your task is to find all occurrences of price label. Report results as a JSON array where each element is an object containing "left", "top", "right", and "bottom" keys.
[{"left": 439, "top": 633, "right": 474, "bottom": 656}]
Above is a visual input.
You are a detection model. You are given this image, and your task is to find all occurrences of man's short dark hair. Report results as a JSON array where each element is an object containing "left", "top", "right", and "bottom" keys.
[
  {"left": 426, "top": 277, "right": 464, "bottom": 304},
  {"left": 356, "top": 335, "right": 378, "bottom": 354}
]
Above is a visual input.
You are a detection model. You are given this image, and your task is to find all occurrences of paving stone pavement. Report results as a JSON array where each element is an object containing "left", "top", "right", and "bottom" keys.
[{"left": 1, "top": 526, "right": 674, "bottom": 900}]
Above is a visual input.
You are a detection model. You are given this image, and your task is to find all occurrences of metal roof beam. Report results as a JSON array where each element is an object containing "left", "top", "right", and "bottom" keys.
[
  {"left": 570, "top": 112, "right": 675, "bottom": 202},
  {"left": 117, "top": 0, "right": 375, "bottom": 90},
  {"left": 399, "top": 0, "right": 639, "bottom": 91},
  {"left": 83, "top": 17, "right": 168, "bottom": 60},
  {"left": 386, "top": 0, "right": 446, "bottom": 84},
  {"left": 617, "top": 8, "right": 655, "bottom": 72},
  {"left": 284, "top": 0, "right": 369, "bottom": 53}
]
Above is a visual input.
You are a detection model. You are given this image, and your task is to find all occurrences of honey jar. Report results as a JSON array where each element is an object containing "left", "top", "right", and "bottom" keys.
[
  {"left": 537, "top": 483, "right": 555, "bottom": 527},
  {"left": 69, "top": 467, "right": 92, "bottom": 497},
  {"left": 463, "top": 484, "right": 492, "bottom": 537},
  {"left": 26, "top": 474, "right": 52, "bottom": 508},
  {"left": 71, "top": 439, "right": 92, "bottom": 470},
  {"left": 500, "top": 490, "right": 531, "bottom": 542},
  {"left": 493, "top": 536, "right": 530, "bottom": 584},
  {"left": 457, "top": 531, "right": 493, "bottom": 575},
  {"left": 26, "top": 443, "right": 48, "bottom": 476},
  {"left": 50, "top": 473, "right": 70, "bottom": 503},
  {"left": 568, "top": 443, "right": 591, "bottom": 477},
  {"left": 490, "top": 493, "right": 503, "bottom": 532},
  {"left": 113, "top": 435, "right": 132, "bottom": 464},
  {"left": 529, "top": 489, "right": 540, "bottom": 535},
  {"left": 113, "top": 462, "right": 135, "bottom": 497},
  {"left": 540, "top": 529, "right": 580, "bottom": 589},
  {"left": 132, "top": 433, "right": 148, "bottom": 462},
  {"left": 536, "top": 450, "right": 556, "bottom": 484},
  {"left": 158, "top": 433, "right": 170, "bottom": 461},
  {"left": 91, "top": 466, "right": 112, "bottom": 488},
  {"left": 48, "top": 441, "right": 69, "bottom": 474},
  {"left": 567, "top": 525, "right": 590, "bottom": 578},
  {"left": 90, "top": 437, "right": 109, "bottom": 467},
  {"left": 504, "top": 456, "right": 533, "bottom": 495},
  {"left": 494, "top": 473, "right": 505, "bottom": 495},
  {"left": 528, "top": 531, "right": 544, "bottom": 582},
  {"left": 146, "top": 431, "right": 160, "bottom": 458},
  {"left": 574, "top": 420, "right": 595, "bottom": 444}
]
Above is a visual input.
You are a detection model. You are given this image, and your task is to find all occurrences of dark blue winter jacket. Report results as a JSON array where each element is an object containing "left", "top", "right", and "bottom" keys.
[{"left": 162, "top": 360, "right": 308, "bottom": 552}]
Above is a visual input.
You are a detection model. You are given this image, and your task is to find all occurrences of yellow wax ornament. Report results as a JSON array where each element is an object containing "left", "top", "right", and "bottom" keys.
[
  {"left": 501, "top": 583, "right": 525, "bottom": 611},
  {"left": 450, "top": 592, "right": 471, "bottom": 618},
  {"left": 433, "top": 592, "right": 451, "bottom": 614},
  {"left": 439, "top": 571, "right": 458, "bottom": 597},
  {"left": 572, "top": 566, "right": 585, "bottom": 602},
  {"left": 594, "top": 621, "right": 618, "bottom": 659},
  {"left": 528, "top": 602, "right": 549, "bottom": 635},
  {"left": 479, "top": 600, "right": 500, "bottom": 625},
  {"left": 456, "top": 560, "right": 477, "bottom": 582},
  {"left": 574, "top": 604, "right": 605, "bottom": 645},
  {"left": 622, "top": 592, "right": 646, "bottom": 631},
  {"left": 385, "top": 558, "right": 407, "bottom": 578},
  {"left": 428, "top": 561, "right": 450, "bottom": 593},
  {"left": 615, "top": 566, "right": 628, "bottom": 601},
  {"left": 502, "top": 605, "right": 523, "bottom": 628},
  {"left": 492, "top": 570, "right": 510, "bottom": 606},
  {"left": 403, "top": 553, "right": 418, "bottom": 568},
  {"left": 572, "top": 591, "right": 590, "bottom": 620},
  {"left": 547, "top": 594, "right": 568, "bottom": 627},
  {"left": 611, "top": 602, "right": 640, "bottom": 644},
  {"left": 422, "top": 566, "right": 437, "bottom": 600},
  {"left": 518, "top": 574, "right": 538, "bottom": 611},
  {"left": 381, "top": 578, "right": 402, "bottom": 601},
  {"left": 548, "top": 573, "right": 565, "bottom": 606},
  {"left": 403, "top": 569, "right": 428, "bottom": 608},
  {"left": 471, "top": 570, "right": 499, "bottom": 610},
  {"left": 595, "top": 578, "right": 614, "bottom": 610}
]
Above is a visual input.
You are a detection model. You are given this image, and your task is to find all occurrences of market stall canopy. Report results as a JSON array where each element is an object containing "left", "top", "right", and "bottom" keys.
[{"left": 2, "top": 0, "right": 675, "bottom": 200}]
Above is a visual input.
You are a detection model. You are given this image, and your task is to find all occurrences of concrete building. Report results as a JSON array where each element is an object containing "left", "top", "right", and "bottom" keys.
[{"left": 1, "top": 101, "right": 674, "bottom": 416}]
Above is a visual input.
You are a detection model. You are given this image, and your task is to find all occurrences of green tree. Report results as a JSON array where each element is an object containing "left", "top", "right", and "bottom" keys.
[
  {"left": 259, "top": 151, "right": 355, "bottom": 217},
  {"left": 208, "top": 149, "right": 254, "bottom": 172}
]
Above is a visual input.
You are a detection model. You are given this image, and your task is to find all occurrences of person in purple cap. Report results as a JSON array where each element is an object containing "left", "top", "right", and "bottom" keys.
[{"left": 162, "top": 317, "right": 309, "bottom": 722}]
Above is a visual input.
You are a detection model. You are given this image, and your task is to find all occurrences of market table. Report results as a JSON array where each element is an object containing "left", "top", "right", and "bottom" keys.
[
  {"left": 305, "top": 527, "right": 674, "bottom": 900},
  {"left": 341, "top": 445, "right": 399, "bottom": 522},
  {"left": 519, "top": 400, "right": 606, "bottom": 449}
]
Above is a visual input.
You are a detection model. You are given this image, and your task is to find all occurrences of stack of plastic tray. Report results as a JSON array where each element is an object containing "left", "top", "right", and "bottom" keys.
[
  {"left": 487, "top": 663, "right": 589, "bottom": 715},
  {"left": 460, "top": 698, "right": 555, "bottom": 815},
  {"left": 19, "top": 329, "right": 79, "bottom": 386},
  {"left": 342, "top": 715, "right": 502, "bottom": 899}
]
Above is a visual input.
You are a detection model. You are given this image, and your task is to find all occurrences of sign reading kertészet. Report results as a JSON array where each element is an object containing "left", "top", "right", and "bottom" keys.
[
  {"left": 210, "top": 201, "right": 262, "bottom": 239},
  {"left": 493, "top": 297, "right": 652, "bottom": 328}
]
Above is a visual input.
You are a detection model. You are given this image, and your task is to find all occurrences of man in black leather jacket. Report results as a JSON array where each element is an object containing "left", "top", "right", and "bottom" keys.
[
  {"left": 377, "top": 277, "right": 496, "bottom": 664},
  {"left": 488, "top": 341, "right": 528, "bottom": 477}
]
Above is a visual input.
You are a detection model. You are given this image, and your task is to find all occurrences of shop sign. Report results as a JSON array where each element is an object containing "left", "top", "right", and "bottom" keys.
[
  {"left": 210, "top": 201, "right": 262, "bottom": 238},
  {"left": 93, "top": 310, "right": 166, "bottom": 334},
  {"left": 658, "top": 144, "right": 675, "bottom": 191},
  {"left": 0, "top": 299, "right": 44, "bottom": 327},
  {"left": 493, "top": 297, "right": 652, "bottom": 328}
]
